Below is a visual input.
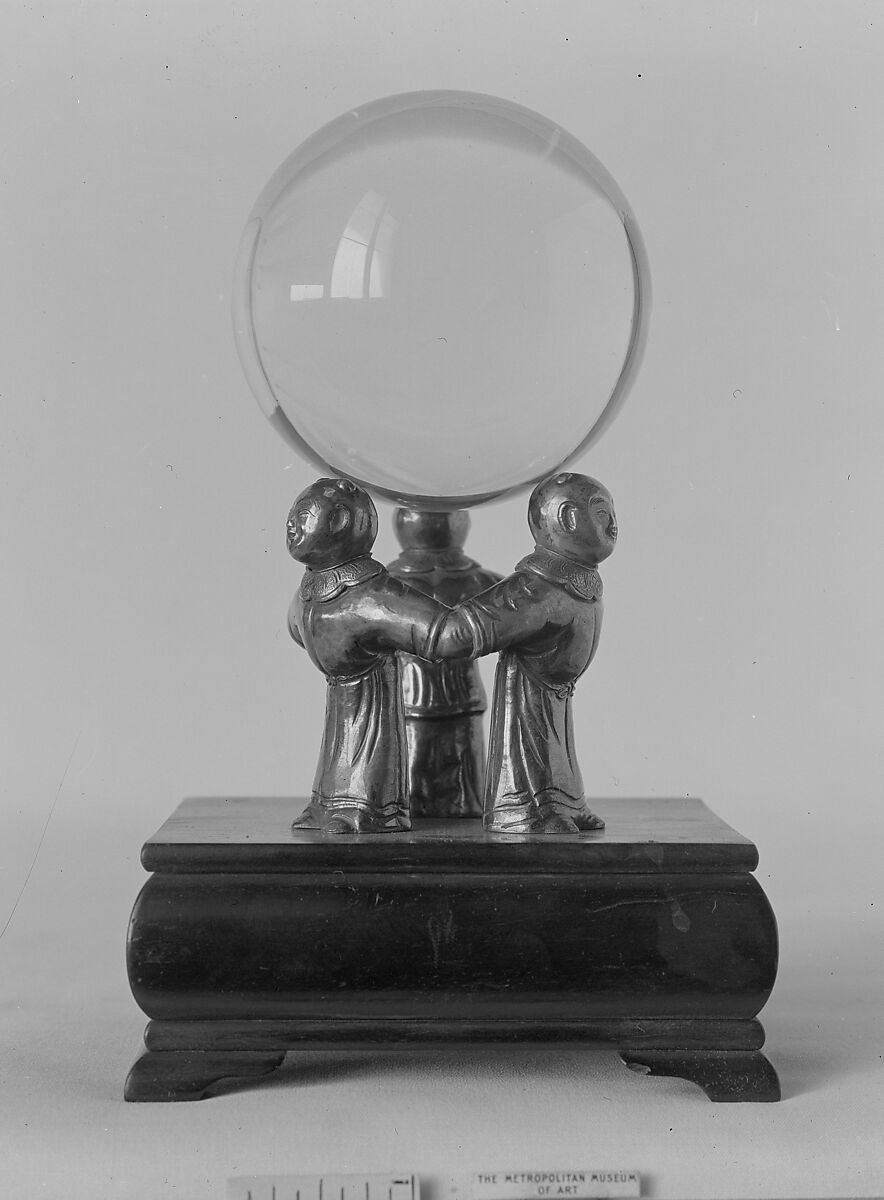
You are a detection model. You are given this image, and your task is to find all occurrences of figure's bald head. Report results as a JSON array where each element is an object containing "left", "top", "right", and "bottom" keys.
[
  {"left": 286, "top": 477, "right": 378, "bottom": 568},
  {"left": 528, "top": 472, "right": 617, "bottom": 566}
]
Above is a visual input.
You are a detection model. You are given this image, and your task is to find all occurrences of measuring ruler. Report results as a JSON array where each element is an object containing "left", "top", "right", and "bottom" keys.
[{"left": 228, "top": 1175, "right": 419, "bottom": 1200}]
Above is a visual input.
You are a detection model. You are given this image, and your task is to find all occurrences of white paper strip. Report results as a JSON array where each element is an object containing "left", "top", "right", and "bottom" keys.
[{"left": 472, "top": 1171, "right": 640, "bottom": 1200}]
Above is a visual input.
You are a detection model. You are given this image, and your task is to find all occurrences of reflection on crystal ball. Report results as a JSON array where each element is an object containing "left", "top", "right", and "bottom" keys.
[{"left": 233, "top": 91, "right": 649, "bottom": 508}]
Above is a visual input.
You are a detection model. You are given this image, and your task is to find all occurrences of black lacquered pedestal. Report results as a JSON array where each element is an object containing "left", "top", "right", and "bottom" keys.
[{"left": 125, "top": 797, "right": 779, "bottom": 1102}]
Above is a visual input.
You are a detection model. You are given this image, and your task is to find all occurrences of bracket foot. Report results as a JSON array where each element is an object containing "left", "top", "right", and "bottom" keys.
[
  {"left": 124, "top": 1049, "right": 286, "bottom": 1102},
  {"left": 620, "top": 1048, "right": 780, "bottom": 1102}
]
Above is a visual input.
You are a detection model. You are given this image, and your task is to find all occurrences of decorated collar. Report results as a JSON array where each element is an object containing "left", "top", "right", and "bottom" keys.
[
  {"left": 299, "top": 555, "right": 384, "bottom": 603},
  {"left": 517, "top": 546, "right": 602, "bottom": 602}
]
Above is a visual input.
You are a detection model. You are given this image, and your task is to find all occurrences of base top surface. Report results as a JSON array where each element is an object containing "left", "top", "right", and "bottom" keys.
[{"left": 141, "top": 797, "right": 759, "bottom": 874}]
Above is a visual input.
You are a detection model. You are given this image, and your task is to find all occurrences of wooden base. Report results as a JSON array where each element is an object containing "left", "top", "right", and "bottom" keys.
[{"left": 125, "top": 797, "right": 780, "bottom": 1102}]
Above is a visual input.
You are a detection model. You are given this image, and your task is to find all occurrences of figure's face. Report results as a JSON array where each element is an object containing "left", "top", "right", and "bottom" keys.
[
  {"left": 582, "top": 488, "right": 618, "bottom": 561},
  {"left": 555, "top": 485, "right": 618, "bottom": 565},
  {"left": 286, "top": 496, "right": 354, "bottom": 568},
  {"left": 287, "top": 477, "right": 378, "bottom": 568},
  {"left": 528, "top": 472, "right": 618, "bottom": 567},
  {"left": 286, "top": 498, "right": 325, "bottom": 563}
]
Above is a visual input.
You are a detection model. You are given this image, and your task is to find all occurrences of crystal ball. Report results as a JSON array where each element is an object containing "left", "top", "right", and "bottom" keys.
[{"left": 233, "top": 90, "right": 649, "bottom": 508}]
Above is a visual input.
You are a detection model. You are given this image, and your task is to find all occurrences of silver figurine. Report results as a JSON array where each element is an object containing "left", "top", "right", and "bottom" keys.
[
  {"left": 434, "top": 472, "right": 617, "bottom": 834},
  {"left": 286, "top": 478, "right": 447, "bottom": 834},
  {"left": 387, "top": 509, "right": 500, "bottom": 819}
]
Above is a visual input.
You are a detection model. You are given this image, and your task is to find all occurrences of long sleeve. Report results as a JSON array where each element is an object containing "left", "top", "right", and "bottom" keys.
[
  {"left": 425, "top": 606, "right": 483, "bottom": 661},
  {"left": 433, "top": 571, "right": 550, "bottom": 660},
  {"left": 366, "top": 574, "right": 452, "bottom": 659}
]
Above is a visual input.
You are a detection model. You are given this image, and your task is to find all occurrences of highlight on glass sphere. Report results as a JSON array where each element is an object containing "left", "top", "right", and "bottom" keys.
[{"left": 233, "top": 90, "right": 650, "bottom": 509}]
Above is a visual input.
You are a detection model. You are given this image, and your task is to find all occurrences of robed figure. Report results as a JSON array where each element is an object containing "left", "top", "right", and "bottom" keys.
[
  {"left": 286, "top": 478, "right": 446, "bottom": 834},
  {"left": 387, "top": 509, "right": 500, "bottom": 818},
  {"left": 433, "top": 472, "right": 618, "bottom": 835}
]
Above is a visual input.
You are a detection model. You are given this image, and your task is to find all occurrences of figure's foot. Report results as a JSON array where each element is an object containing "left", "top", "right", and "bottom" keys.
[
  {"left": 573, "top": 808, "right": 605, "bottom": 831},
  {"left": 324, "top": 815, "right": 356, "bottom": 834},
  {"left": 318, "top": 805, "right": 411, "bottom": 835},
  {"left": 291, "top": 799, "right": 323, "bottom": 830},
  {"left": 536, "top": 796, "right": 604, "bottom": 833},
  {"left": 534, "top": 808, "right": 604, "bottom": 833},
  {"left": 486, "top": 794, "right": 605, "bottom": 835},
  {"left": 293, "top": 795, "right": 411, "bottom": 835},
  {"left": 536, "top": 811, "right": 580, "bottom": 834}
]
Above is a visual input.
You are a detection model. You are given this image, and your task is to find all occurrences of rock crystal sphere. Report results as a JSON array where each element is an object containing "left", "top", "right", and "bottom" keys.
[{"left": 233, "top": 90, "right": 649, "bottom": 509}]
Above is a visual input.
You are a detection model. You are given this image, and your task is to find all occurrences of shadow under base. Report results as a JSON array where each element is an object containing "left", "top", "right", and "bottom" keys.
[{"left": 125, "top": 797, "right": 780, "bottom": 1103}]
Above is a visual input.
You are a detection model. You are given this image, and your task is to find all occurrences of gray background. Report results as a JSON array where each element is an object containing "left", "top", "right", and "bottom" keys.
[{"left": 2, "top": 2, "right": 882, "bottom": 1196}]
